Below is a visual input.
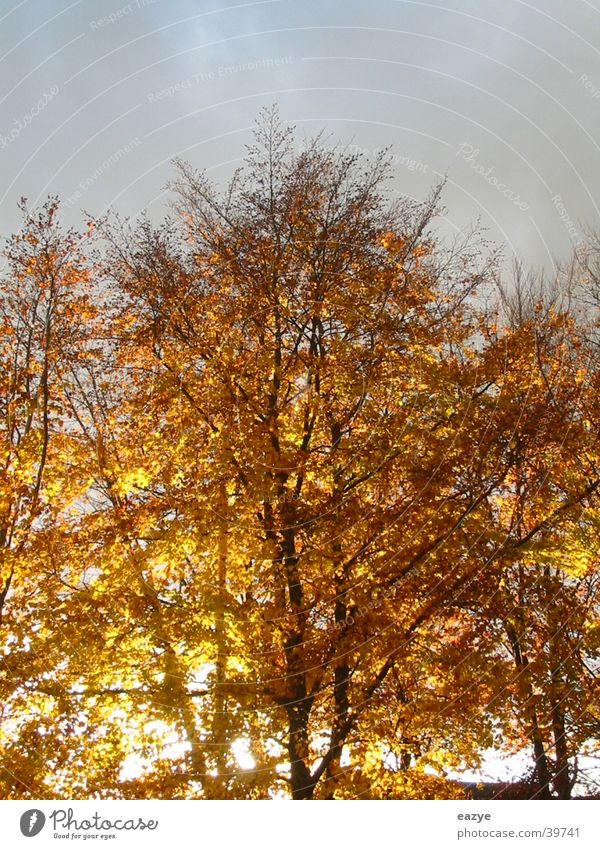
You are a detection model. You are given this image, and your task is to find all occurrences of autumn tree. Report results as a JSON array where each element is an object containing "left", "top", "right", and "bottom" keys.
[
  {"left": 0, "top": 111, "right": 598, "bottom": 800},
  {"left": 454, "top": 267, "right": 600, "bottom": 799},
  {"left": 0, "top": 199, "right": 97, "bottom": 796},
  {"left": 78, "top": 109, "right": 514, "bottom": 799}
]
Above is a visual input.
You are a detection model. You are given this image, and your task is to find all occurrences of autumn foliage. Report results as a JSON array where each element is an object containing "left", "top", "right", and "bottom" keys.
[{"left": 1, "top": 110, "right": 599, "bottom": 800}]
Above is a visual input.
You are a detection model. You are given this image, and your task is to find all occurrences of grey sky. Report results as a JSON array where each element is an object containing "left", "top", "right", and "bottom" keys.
[{"left": 1, "top": 0, "right": 599, "bottom": 270}]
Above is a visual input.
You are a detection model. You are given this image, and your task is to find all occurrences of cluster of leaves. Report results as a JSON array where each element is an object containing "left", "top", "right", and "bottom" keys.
[{"left": 1, "top": 109, "right": 599, "bottom": 800}]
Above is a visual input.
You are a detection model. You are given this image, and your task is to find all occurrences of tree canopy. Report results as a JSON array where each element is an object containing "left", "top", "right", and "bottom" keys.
[{"left": 1, "top": 109, "right": 599, "bottom": 800}]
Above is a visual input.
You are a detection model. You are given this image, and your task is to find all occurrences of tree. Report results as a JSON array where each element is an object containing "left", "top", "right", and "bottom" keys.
[
  {"left": 0, "top": 199, "right": 97, "bottom": 796},
  {"left": 71, "top": 109, "right": 510, "bottom": 799},
  {"left": 0, "top": 110, "right": 598, "bottom": 800},
  {"left": 464, "top": 267, "right": 600, "bottom": 799}
]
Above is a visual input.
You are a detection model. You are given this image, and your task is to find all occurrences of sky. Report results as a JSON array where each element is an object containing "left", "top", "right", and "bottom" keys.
[
  {"left": 1, "top": 0, "right": 600, "bottom": 793},
  {"left": 1, "top": 0, "right": 600, "bottom": 272}
]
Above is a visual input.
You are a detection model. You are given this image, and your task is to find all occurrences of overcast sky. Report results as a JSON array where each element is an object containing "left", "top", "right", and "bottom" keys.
[{"left": 1, "top": 0, "right": 600, "bottom": 271}]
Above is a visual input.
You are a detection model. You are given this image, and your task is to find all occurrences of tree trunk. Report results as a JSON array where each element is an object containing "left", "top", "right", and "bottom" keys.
[
  {"left": 550, "top": 664, "right": 572, "bottom": 799},
  {"left": 504, "top": 619, "right": 552, "bottom": 798},
  {"left": 287, "top": 705, "right": 316, "bottom": 799},
  {"left": 211, "top": 481, "right": 229, "bottom": 796}
]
